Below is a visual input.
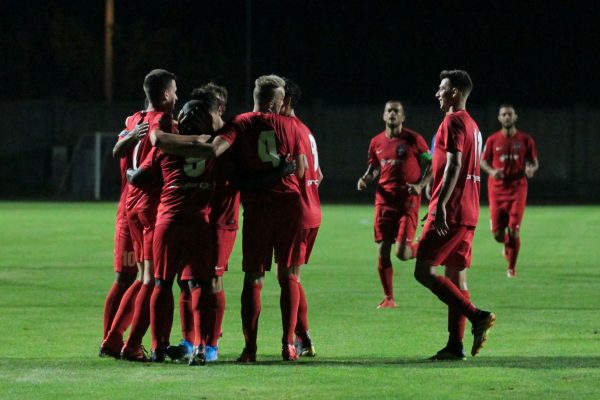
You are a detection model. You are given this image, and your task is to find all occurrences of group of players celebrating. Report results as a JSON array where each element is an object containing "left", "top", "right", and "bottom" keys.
[
  {"left": 99, "top": 67, "right": 538, "bottom": 364},
  {"left": 99, "top": 71, "right": 321, "bottom": 364},
  {"left": 357, "top": 70, "right": 538, "bottom": 360}
]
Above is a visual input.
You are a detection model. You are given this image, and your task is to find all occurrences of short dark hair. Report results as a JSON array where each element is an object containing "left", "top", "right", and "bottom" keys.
[
  {"left": 190, "top": 84, "right": 226, "bottom": 114},
  {"left": 192, "top": 82, "right": 228, "bottom": 111},
  {"left": 385, "top": 100, "right": 404, "bottom": 109},
  {"left": 498, "top": 103, "right": 515, "bottom": 112},
  {"left": 283, "top": 77, "right": 302, "bottom": 108},
  {"left": 440, "top": 69, "right": 473, "bottom": 97},
  {"left": 143, "top": 69, "right": 176, "bottom": 107}
]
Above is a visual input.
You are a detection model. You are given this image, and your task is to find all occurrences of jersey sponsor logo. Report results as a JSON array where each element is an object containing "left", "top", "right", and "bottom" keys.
[
  {"left": 380, "top": 159, "right": 401, "bottom": 166},
  {"left": 466, "top": 174, "right": 481, "bottom": 182},
  {"left": 307, "top": 179, "right": 320, "bottom": 186},
  {"left": 499, "top": 154, "right": 519, "bottom": 162}
]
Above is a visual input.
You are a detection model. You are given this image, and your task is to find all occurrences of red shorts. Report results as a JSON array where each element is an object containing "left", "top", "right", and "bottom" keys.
[
  {"left": 373, "top": 203, "right": 419, "bottom": 244},
  {"left": 293, "top": 227, "right": 320, "bottom": 265},
  {"left": 241, "top": 194, "right": 302, "bottom": 273},
  {"left": 127, "top": 209, "right": 156, "bottom": 263},
  {"left": 213, "top": 227, "right": 237, "bottom": 270},
  {"left": 153, "top": 218, "right": 213, "bottom": 282},
  {"left": 113, "top": 221, "right": 136, "bottom": 273},
  {"left": 416, "top": 221, "right": 475, "bottom": 269},
  {"left": 488, "top": 187, "right": 527, "bottom": 231}
]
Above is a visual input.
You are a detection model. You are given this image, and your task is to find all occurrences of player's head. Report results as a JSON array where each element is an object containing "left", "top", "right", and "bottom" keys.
[
  {"left": 382, "top": 100, "right": 405, "bottom": 128},
  {"left": 498, "top": 103, "right": 518, "bottom": 129},
  {"left": 177, "top": 99, "right": 215, "bottom": 136},
  {"left": 192, "top": 82, "right": 228, "bottom": 116},
  {"left": 143, "top": 69, "right": 178, "bottom": 113},
  {"left": 253, "top": 74, "right": 285, "bottom": 114},
  {"left": 436, "top": 70, "right": 473, "bottom": 112},
  {"left": 280, "top": 77, "right": 302, "bottom": 117},
  {"left": 190, "top": 83, "right": 227, "bottom": 131}
]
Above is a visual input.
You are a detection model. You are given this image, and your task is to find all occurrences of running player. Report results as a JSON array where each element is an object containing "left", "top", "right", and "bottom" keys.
[
  {"left": 480, "top": 104, "right": 539, "bottom": 277},
  {"left": 357, "top": 101, "right": 430, "bottom": 308}
]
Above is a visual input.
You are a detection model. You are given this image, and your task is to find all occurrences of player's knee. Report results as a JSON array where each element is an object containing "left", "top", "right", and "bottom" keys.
[
  {"left": 395, "top": 245, "right": 413, "bottom": 261},
  {"left": 508, "top": 228, "right": 520, "bottom": 240},
  {"left": 493, "top": 230, "right": 505, "bottom": 243}
]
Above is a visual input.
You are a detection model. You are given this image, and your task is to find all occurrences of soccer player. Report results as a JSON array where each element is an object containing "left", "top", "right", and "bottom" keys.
[
  {"left": 172, "top": 83, "right": 232, "bottom": 362},
  {"left": 99, "top": 122, "right": 148, "bottom": 358},
  {"left": 128, "top": 98, "right": 223, "bottom": 365},
  {"left": 414, "top": 70, "right": 495, "bottom": 360},
  {"left": 111, "top": 69, "right": 178, "bottom": 361},
  {"left": 151, "top": 74, "right": 306, "bottom": 362},
  {"left": 357, "top": 101, "right": 431, "bottom": 309},
  {"left": 480, "top": 104, "right": 539, "bottom": 278},
  {"left": 279, "top": 78, "right": 322, "bottom": 357}
]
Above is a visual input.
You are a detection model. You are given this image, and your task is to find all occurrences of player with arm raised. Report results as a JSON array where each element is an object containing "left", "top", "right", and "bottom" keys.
[
  {"left": 414, "top": 70, "right": 495, "bottom": 361},
  {"left": 480, "top": 104, "right": 539, "bottom": 278},
  {"left": 117, "top": 69, "right": 178, "bottom": 361},
  {"left": 357, "top": 101, "right": 431, "bottom": 309},
  {"left": 280, "top": 78, "right": 321, "bottom": 357}
]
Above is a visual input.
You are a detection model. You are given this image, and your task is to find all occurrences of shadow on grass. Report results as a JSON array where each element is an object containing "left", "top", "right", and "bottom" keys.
[{"left": 219, "top": 356, "right": 600, "bottom": 369}]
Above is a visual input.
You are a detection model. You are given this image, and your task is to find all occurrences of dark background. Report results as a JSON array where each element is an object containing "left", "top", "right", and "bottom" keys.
[{"left": 1, "top": 0, "right": 599, "bottom": 200}]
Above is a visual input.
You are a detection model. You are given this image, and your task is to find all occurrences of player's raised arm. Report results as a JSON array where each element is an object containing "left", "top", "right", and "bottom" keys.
[{"left": 113, "top": 122, "right": 149, "bottom": 158}]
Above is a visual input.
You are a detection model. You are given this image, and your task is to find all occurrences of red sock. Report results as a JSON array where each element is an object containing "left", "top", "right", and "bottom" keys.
[
  {"left": 191, "top": 287, "right": 203, "bottom": 347},
  {"left": 279, "top": 274, "right": 300, "bottom": 345},
  {"left": 377, "top": 258, "right": 394, "bottom": 298},
  {"left": 105, "top": 280, "right": 141, "bottom": 344},
  {"left": 240, "top": 282, "right": 262, "bottom": 353},
  {"left": 448, "top": 290, "right": 470, "bottom": 345},
  {"left": 200, "top": 289, "right": 211, "bottom": 344},
  {"left": 103, "top": 283, "right": 127, "bottom": 339},
  {"left": 124, "top": 282, "right": 153, "bottom": 348},
  {"left": 295, "top": 283, "right": 309, "bottom": 339},
  {"left": 208, "top": 290, "right": 226, "bottom": 347},
  {"left": 505, "top": 236, "right": 521, "bottom": 270},
  {"left": 429, "top": 276, "right": 477, "bottom": 321},
  {"left": 150, "top": 285, "right": 173, "bottom": 350},
  {"left": 179, "top": 289, "right": 194, "bottom": 343}
]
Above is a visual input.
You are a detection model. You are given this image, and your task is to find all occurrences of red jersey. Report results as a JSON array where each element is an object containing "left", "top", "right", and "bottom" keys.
[
  {"left": 211, "top": 149, "right": 240, "bottom": 230},
  {"left": 217, "top": 112, "right": 303, "bottom": 197},
  {"left": 367, "top": 127, "right": 429, "bottom": 209},
  {"left": 482, "top": 130, "right": 538, "bottom": 189},
  {"left": 294, "top": 117, "right": 322, "bottom": 229},
  {"left": 139, "top": 147, "right": 214, "bottom": 225},
  {"left": 115, "top": 130, "right": 129, "bottom": 226},
  {"left": 428, "top": 110, "right": 482, "bottom": 227},
  {"left": 125, "top": 111, "right": 174, "bottom": 213}
]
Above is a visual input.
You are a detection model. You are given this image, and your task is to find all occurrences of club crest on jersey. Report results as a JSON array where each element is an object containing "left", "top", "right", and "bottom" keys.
[
  {"left": 396, "top": 145, "right": 406, "bottom": 158},
  {"left": 512, "top": 143, "right": 521, "bottom": 151}
]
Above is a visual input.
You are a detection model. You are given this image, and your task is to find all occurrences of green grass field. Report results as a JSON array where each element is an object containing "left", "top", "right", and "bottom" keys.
[{"left": 1, "top": 202, "right": 599, "bottom": 399}]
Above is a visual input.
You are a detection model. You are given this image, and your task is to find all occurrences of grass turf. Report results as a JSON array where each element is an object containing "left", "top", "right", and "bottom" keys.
[{"left": 0, "top": 202, "right": 599, "bottom": 399}]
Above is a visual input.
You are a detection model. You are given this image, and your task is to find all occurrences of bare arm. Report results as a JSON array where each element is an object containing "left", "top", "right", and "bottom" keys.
[
  {"left": 295, "top": 154, "right": 307, "bottom": 179},
  {"left": 317, "top": 167, "right": 324, "bottom": 185},
  {"left": 112, "top": 122, "right": 149, "bottom": 158},
  {"left": 408, "top": 154, "right": 433, "bottom": 195},
  {"left": 525, "top": 158, "right": 539, "bottom": 178},
  {"left": 357, "top": 164, "right": 379, "bottom": 191},
  {"left": 480, "top": 158, "right": 504, "bottom": 179},
  {"left": 151, "top": 130, "right": 230, "bottom": 159},
  {"left": 434, "top": 151, "right": 462, "bottom": 236}
]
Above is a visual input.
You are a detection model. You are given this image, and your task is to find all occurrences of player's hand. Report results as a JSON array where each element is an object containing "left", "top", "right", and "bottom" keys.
[
  {"left": 130, "top": 122, "right": 149, "bottom": 140},
  {"left": 407, "top": 182, "right": 422, "bottom": 195},
  {"left": 525, "top": 163, "right": 536, "bottom": 178},
  {"left": 278, "top": 157, "right": 296, "bottom": 177},
  {"left": 357, "top": 177, "right": 367, "bottom": 191},
  {"left": 433, "top": 205, "right": 449, "bottom": 236},
  {"left": 491, "top": 169, "right": 504, "bottom": 180}
]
